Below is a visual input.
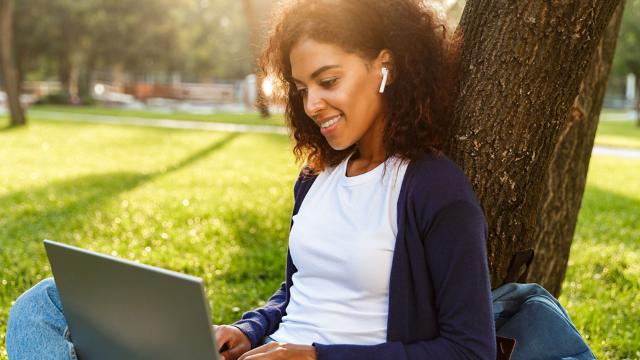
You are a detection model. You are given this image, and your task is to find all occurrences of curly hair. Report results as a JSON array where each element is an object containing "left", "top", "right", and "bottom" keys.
[{"left": 260, "top": 0, "right": 460, "bottom": 172}]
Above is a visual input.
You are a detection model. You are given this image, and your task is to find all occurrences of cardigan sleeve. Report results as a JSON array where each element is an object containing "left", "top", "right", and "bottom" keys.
[
  {"left": 231, "top": 281, "right": 288, "bottom": 349},
  {"left": 313, "top": 200, "right": 496, "bottom": 360}
]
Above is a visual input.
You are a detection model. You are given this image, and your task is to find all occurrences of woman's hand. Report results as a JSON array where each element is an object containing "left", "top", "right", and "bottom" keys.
[
  {"left": 214, "top": 325, "right": 252, "bottom": 360},
  {"left": 238, "top": 342, "right": 317, "bottom": 360}
]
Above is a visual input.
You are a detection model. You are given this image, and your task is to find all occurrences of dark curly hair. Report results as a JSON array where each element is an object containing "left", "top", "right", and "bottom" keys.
[{"left": 261, "top": 0, "right": 460, "bottom": 172}]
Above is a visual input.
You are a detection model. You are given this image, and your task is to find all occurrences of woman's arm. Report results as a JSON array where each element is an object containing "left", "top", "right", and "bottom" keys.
[
  {"left": 232, "top": 281, "right": 289, "bottom": 348},
  {"left": 312, "top": 200, "right": 496, "bottom": 360}
]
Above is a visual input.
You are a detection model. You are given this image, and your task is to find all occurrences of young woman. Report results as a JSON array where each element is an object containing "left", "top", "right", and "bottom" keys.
[
  {"left": 6, "top": 0, "right": 495, "bottom": 359},
  {"left": 214, "top": 0, "right": 495, "bottom": 359}
]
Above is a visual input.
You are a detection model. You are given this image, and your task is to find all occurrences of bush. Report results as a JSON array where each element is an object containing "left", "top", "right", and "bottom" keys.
[{"left": 34, "top": 92, "right": 71, "bottom": 105}]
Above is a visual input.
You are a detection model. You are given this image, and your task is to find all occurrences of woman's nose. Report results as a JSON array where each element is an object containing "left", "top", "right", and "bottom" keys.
[{"left": 305, "top": 89, "right": 325, "bottom": 115}]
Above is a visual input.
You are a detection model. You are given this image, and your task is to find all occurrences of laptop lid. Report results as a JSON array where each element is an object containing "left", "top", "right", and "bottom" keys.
[{"left": 44, "top": 240, "right": 220, "bottom": 360}]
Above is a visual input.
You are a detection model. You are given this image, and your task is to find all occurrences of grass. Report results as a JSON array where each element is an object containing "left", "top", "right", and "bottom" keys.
[
  {"left": 560, "top": 156, "right": 640, "bottom": 358},
  {"left": 29, "top": 104, "right": 286, "bottom": 127},
  {"left": 596, "top": 111, "right": 640, "bottom": 149},
  {"left": 0, "top": 117, "right": 298, "bottom": 359},
  {"left": 1, "top": 112, "right": 639, "bottom": 358}
]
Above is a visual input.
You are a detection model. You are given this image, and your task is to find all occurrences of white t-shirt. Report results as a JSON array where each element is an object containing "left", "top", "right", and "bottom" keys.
[{"left": 270, "top": 153, "right": 409, "bottom": 345}]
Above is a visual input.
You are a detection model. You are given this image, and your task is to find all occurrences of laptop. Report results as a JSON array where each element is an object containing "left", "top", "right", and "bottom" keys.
[{"left": 44, "top": 239, "right": 221, "bottom": 360}]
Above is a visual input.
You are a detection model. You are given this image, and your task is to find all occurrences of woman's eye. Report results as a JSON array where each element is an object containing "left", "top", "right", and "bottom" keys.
[{"left": 320, "top": 78, "right": 337, "bottom": 87}]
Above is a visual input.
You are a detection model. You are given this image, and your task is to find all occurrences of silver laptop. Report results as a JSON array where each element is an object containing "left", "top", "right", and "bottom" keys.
[{"left": 44, "top": 240, "right": 221, "bottom": 360}]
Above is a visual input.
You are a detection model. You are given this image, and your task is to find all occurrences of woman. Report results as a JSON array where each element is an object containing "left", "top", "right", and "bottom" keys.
[
  {"left": 6, "top": 0, "right": 495, "bottom": 359},
  {"left": 215, "top": 0, "right": 495, "bottom": 359}
]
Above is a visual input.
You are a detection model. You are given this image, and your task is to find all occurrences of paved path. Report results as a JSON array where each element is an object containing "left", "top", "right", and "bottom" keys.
[
  {"left": 592, "top": 146, "right": 640, "bottom": 159},
  {"left": 29, "top": 110, "right": 640, "bottom": 159}
]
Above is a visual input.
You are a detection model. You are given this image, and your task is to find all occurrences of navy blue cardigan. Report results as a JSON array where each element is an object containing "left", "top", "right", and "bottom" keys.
[{"left": 233, "top": 153, "right": 496, "bottom": 359}]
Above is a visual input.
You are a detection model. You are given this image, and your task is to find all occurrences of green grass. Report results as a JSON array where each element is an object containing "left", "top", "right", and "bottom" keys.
[
  {"left": 0, "top": 113, "right": 639, "bottom": 359},
  {"left": 560, "top": 156, "right": 640, "bottom": 359},
  {"left": 595, "top": 111, "right": 640, "bottom": 149},
  {"left": 29, "top": 104, "right": 286, "bottom": 127},
  {"left": 0, "top": 118, "right": 298, "bottom": 359}
]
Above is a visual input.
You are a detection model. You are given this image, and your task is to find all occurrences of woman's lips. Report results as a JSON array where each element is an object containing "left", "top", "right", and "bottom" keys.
[{"left": 319, "top": 114, "right": 342, "bottom": 136}]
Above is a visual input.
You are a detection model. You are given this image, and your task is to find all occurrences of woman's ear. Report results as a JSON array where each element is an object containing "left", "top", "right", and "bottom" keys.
[{"left": 377, "top": 49, "right": 395, "bottom": 85}]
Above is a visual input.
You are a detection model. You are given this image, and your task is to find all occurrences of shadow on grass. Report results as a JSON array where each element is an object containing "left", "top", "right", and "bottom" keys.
[
  {"left": 0, "top": 133, "right": 241, "bottom": 343},
  {"left": 577, "top": 184, "right": 640, "bottom": 249},
  {"left": 0, "top": 123, "right": 28, "bottom": 133},
  {"left": 0, "top": 132, "right": 240, "bottom": 261}
]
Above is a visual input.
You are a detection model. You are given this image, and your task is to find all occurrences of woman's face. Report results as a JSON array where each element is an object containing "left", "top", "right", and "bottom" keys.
[{"left": 290, "top": 38, "right": 387, "bottom": 151}]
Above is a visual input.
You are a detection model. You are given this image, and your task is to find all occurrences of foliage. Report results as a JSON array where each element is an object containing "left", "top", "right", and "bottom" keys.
[
  {"left": 33, "top": 92, "right": 72, "bottom": 106},
  {"left": 12, "top": 0, "right": 255, "bottom": 89},
  {"left": 611, "top": 0, "right": 640, "bottom": 125},
  {"left": 0, "top": 112, "right": 638, "bottom": 359},
  {"left": 612, "top": 0, "right": 640, "bottom": 77}
]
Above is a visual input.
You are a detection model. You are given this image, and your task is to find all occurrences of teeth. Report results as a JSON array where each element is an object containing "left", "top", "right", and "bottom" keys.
[{"left": 320, "top": 115, "right": 341, "bottom": 129}]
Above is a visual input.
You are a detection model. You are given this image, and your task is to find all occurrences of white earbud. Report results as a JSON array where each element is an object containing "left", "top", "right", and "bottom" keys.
[{"left": 379, "top": 67, "right": 389, "bottom": 93}]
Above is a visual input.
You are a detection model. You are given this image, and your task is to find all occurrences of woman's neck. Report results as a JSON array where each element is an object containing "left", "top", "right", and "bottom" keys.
[{"left": 346, "top": 116, "right": 387, "bottom": 176}]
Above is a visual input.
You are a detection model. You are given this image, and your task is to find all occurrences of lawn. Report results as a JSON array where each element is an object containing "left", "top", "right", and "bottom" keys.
[
  {"left": 1, "top": 113, "right": 639, "bottom": 359},
  {"left": 560, "top": 155, "right": 640, "bottom": 358},
  {"left": 28, "top": 104, "right": 287, "bottom": 127},
  {"left": 596, "top": 111, "right": 640, "bottom": 149}
]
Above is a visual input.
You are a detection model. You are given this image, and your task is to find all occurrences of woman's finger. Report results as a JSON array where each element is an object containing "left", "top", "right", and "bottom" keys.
[
  {"left": 215, "top": 326, "right": 233, "bottom": 352},
  {"left": 238, "top": 342, "right": 281, "bottom": 360}
]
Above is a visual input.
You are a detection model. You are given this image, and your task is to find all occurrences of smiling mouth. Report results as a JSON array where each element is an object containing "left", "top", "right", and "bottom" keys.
[{"left": 320, "top": 114, "right": 342, "bottom": 129}]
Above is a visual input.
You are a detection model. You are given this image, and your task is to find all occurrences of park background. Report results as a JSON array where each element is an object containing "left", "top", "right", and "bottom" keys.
[{"left": 1, "top": 0, "right": 639, "bottom": 358}]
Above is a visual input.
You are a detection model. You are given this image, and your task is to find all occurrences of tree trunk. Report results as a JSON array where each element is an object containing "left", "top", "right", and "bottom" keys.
[
  {"left": 242, "top": 0, "right": 270, "bottom": 118},
  {"left": 0, "top": 0, "right": 26, "bottom": 126},
  {"left": 448, "top": 0, "right": 622, "bottom": 288},
  {"left": 529, "top": 2, "right": 626, "bottom": 296},
  {"left": 58, "top": 53, "right": 72, "bottom": 103},
  {"left": 78, "top": 55, "right": 96, "bottom": 102}
]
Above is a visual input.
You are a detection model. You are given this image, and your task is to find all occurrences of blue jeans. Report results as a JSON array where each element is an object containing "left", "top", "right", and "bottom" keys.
[{"left": 6, "top": 278, "right": 78, "bottom": 360}]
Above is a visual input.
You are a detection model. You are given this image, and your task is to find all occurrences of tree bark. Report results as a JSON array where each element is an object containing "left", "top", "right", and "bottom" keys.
[
  {"left": 79, "top": 53, "right": 97, "bottom": 102},
  {"left": 58, "top": 52, "right": 73, "bottom": 102},
  {"left": 242, "top": 0, "right": 270, "bottom": 117},
  {"left": 529, "top": 2, "right": 626, "bottom": 296},
  {"left": 0, "top": 0, "right": 26, "bottom": 126},
  {"left": 448, "top": 0, "right": 622, "bottom": 288}
]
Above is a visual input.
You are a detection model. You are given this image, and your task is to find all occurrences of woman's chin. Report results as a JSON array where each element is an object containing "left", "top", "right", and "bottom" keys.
[{"left": 327, "top": 140, "right": 353, "bottom": 151}]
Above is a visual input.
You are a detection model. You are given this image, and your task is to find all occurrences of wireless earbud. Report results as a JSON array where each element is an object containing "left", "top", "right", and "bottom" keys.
[{"left": 379, "top": 67, "right": 389, "bottom": 93}]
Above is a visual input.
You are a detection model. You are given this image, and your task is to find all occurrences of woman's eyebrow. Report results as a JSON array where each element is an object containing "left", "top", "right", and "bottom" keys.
[{"left": 293, "top": 64, "right": 342, "bottom": 84}]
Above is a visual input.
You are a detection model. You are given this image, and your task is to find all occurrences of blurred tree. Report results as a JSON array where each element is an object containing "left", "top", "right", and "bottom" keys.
[
  {"left": 447, "top": 0, "right": 623, "bottom": 294},
  {"left": 179, "top": 0, "right": 252, "bottom": 80},
  {"left": 612, "top": 0, "right": 640, "bottom": 125},
  {"left": 243, "top": 0, "right": 271, "bottom": 117},
  {"left": 13, "top": 0, "right": 253, "bottom": 103},
  {"left": 14, "top": 0, "right": 87, "bottom": 102},
  {"left": 0, "top": 0, "right": 26, "bottom": 126}
]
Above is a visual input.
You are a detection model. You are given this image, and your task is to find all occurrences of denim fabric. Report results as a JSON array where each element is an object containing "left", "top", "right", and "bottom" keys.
[
  {"left": 6, "top": 278, "right": 77, "bottom": 360},
  {"left": 492, "top": 283, "right": 596, "bottom": 360}
]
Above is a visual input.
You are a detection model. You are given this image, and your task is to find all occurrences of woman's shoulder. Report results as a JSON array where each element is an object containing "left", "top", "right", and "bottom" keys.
[
  {"left": 407, "top": 152, "right": 471, "bottom": 188},
  {"left": 404, "top": 152, "right": 481, "bottom": 212}
]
